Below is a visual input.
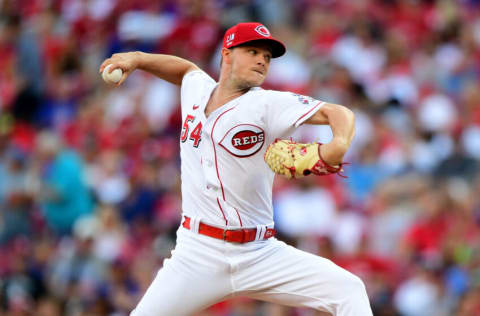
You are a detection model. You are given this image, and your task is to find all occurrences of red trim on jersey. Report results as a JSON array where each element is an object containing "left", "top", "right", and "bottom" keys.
[
  {"left": 234, "top": 207, "right": 243, "bottom": 227},
  {"left": 217, "top": 197, "right": 228, "bottom": 226},
  {"left": 293, "top": 101, "right": 325, "bottom": 126},
  {"left": 211, "top": 106, "right": 236, "bottom": 201}
]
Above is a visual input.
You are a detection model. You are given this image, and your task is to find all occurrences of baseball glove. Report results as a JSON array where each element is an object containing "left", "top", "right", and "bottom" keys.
[{"left": 264, "top": 139, "right": 343, "bottom": 179}]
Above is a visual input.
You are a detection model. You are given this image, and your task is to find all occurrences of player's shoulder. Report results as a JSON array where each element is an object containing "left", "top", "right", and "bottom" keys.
[
  {"left": 246, "top": 88, "right": 285, "bottom": 98},
  {"left": 262, "top": 89, "right": 319, "bottom": 104},
  {"left": 256, "top": 89, "right": 296, "bottom": 98},
  {"left": 241, "top": 89, "right": 293, "bottom": 108},
  {"left": 242, "top": 87, "right": 270, "bottom": 105},
  {"left": 181, "top": 69, "right": 217, "bottom": 100},
  {"left": 183, "top": 69, "right": 216, "bottom": 85},
  {"left": 252, "top": 89, "right": 299, "bottom": 103}
]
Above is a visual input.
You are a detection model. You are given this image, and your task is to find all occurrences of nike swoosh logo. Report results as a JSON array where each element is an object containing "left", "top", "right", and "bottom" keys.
[{"left": 193, "top": 104, "right": 199, "bottom": 110}]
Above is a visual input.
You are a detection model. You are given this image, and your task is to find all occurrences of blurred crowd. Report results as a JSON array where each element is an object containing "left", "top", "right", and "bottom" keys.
[{"left": 1, "top": 0, "right": 480, "bottom": 315}]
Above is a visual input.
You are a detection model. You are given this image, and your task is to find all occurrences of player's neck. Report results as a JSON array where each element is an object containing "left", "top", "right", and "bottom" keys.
[
  {"left": 205, "top": 81, "right": 248, "bottom": 118},
  {"left": 216, "top": 80, "right": 250, "bottom": 100}
]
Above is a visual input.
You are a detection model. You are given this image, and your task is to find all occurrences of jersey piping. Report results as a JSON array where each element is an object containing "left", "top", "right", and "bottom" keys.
[
  {"left": 294, "top": 101, "right": 325, "bottom": 127},
  {"left": 211, "top": 106, "right": 237, "bottom": 202}
]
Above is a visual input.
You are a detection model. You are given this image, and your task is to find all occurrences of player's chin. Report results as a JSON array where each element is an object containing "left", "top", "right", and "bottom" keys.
[
  {"left": 247, "top": 76, "right": 265, "bottom": 87},
  {"left": 238, "top": 79, "right": 263, "bottom": 89},
  {"left": 237, "top": 73, "right": 266, "bottom": 88}
]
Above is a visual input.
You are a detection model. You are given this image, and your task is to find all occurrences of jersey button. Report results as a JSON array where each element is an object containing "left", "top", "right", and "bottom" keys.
[
  {"left": 206, "top": 160, "right": 213, "bottom": 167},
  {"left": 206, "top": 185, "right": 217, "bottom": 191}
]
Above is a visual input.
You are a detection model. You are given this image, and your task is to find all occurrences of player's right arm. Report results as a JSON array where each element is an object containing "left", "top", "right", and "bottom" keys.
[
  {"left": 99, "top": 51, "right": 200, "bottom": 86},
  {"left": 303, "top": 103, "right": 355, "bottom": 167}
]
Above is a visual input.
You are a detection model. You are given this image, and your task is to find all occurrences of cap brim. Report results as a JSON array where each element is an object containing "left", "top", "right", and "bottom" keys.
[{"left": 232, "top": 39, "right": 286, "bottom": 58}]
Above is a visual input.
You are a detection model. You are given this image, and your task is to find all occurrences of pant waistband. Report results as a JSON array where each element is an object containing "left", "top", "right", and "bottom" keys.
[{"left": 182, "top": 216, "right": 276, "bottom": 243}]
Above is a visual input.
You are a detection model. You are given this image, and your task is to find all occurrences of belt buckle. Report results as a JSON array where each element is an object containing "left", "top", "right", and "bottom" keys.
[{"left": 222, "top": 229, "right": 249, "bottom": 243}]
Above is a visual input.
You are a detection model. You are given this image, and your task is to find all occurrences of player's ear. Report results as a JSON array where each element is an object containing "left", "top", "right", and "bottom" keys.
[{"left": 222, "top": 48, "right": 233, "bottom": 65}]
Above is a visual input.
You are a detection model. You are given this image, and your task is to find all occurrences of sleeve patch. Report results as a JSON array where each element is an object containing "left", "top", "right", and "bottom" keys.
[{"left": 290, "top": 93, "right": 315, "bottom": 105}]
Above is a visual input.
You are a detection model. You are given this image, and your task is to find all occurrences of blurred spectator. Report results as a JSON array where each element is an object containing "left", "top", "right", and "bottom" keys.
[
  {"left": 35, "top": 131, "right": 94, "bottom": 236},
  {"left": 88, "top": 149, "right": 130, "bottom": 206},
  {"left": 36, "top": 296, "right": 63, "bottom": 316},
  {"left": 47, "top": 216, "right": 107, "bottom": 313},
  {"left": 4, "top": 13, "right": 44, "bottom": 125},
  {"left": 274, "top": 177, "right": 337, "bottom": 238},
  {"left": 92, "top": 205, "right": 127, "bottom": 264},
  {"left": 456, "top": 286, "right": 480, "bottom": 316},
  {"left": 393, "top": 264, "right": 450, "bottom": 316},
  {"left": 119, "top": 164, "right": 158, "bottom": 224},
  {"left": 0, "top": 145, "right": 33, "bottom": 244}
]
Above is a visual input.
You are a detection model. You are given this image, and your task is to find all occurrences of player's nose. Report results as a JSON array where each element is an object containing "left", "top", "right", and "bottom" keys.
[{"left": 256, "top": 56, "right": 266, "bottom": 66}]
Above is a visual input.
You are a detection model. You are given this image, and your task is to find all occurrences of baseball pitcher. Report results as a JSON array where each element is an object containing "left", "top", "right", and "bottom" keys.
[{"left": 100, "top": 22, "right": 373, "bottom": 316}]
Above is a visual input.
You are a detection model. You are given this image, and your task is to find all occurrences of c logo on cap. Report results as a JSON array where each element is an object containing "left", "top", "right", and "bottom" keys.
[{"left": 255, "top": 25, "right": 270, "bottom": 37}]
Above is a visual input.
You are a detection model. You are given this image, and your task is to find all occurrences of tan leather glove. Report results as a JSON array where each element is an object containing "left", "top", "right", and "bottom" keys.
[{"left": 264, "top": 139, "right": 343, "bottom": 179}]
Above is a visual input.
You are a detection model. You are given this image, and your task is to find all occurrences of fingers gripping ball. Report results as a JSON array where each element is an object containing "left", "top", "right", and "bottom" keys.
[
  {"left": 264, "top": 139, "right": 343, "bottom": 179},
  {"left": 102, "top": 64, "right": 123, "bottom": 84}
]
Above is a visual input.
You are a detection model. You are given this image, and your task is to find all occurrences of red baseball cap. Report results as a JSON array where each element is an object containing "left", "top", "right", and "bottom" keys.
[{"left": 223, "top": 22, "right": 286, "bottom": 58}]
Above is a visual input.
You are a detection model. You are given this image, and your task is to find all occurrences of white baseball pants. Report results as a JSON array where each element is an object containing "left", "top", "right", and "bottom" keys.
[{"left": 130, "top": 227, "right": 373, "bottom": 316}]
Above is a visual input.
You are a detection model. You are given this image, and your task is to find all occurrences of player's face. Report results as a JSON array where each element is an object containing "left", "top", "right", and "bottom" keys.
[{"left": 228, "top": 44, "right": 272, "bottom": 88}]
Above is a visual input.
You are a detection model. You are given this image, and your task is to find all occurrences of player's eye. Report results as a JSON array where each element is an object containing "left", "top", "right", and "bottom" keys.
[
  {"left": 249, "top": 49, "right": 257, "bottom": 55},
  {"left": 265, "top": 54, "right": 271, "bottom": 62}
]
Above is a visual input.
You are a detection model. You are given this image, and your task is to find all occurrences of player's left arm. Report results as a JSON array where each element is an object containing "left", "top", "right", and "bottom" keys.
[{"left": 303, "top": 103, "right": 355, "bottom": 167}]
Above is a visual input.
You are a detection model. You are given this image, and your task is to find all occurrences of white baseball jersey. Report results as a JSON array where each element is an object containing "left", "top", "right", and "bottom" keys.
[
  {"left": 131, "top": 69, "right": 373, "bottom": 316},
  {"left": 179, "top": 70, "right": 324, "bottom": 228}
]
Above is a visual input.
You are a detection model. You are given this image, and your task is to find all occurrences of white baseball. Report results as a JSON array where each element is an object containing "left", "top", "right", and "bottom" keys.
[{"left": 102, "top": 64, "right": 123, "bottom": 84}]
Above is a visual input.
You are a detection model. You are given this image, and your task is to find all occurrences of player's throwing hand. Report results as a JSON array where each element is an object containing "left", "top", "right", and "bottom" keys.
[{"left": 99, "top": 51, "right": 140, "bottom": 86}]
